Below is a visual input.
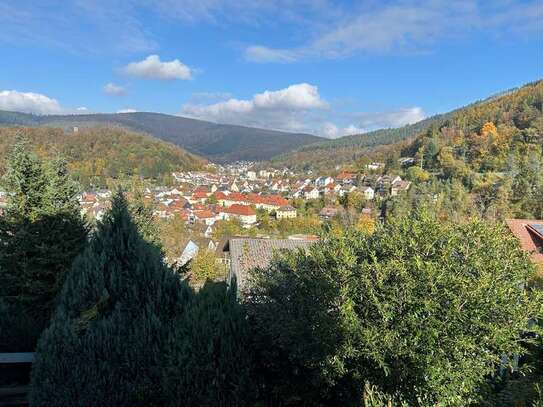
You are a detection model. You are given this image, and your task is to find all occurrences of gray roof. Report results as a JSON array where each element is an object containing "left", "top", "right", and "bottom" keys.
[{"left": 227, "top": 238, "right": 315, "bottom": 289}]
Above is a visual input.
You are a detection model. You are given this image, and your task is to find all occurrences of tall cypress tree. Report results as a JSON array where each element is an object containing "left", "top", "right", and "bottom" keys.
[
  {"left": 30, "top": 191, "right": 194, "bottom": 406},
  {"left": 164, "top": 280, "right": 255, "bottom": 406},
  {"left": 0, "top": 141, "right": 88, "bottom": 350}
]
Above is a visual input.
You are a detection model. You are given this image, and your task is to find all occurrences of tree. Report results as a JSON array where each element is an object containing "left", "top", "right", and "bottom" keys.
[
  {"left": 164, "top": 281, "right": 255, "bottom": 406},
  {"left": 158, "top": 215, "right": 188, "bottom": 261},
  {"left": 128, "top": 187, "right": 161, "bottom": 248},
  {"left": 0, "top": 141, "right": 88, "bottom": 342},
  {"left": 30, "top": 192, "right": 194, "bottom": 406},
  {"left": 406, "top": 165, "right": 430, "bottom": 183},
  {"left": 356, "top": 214, "right": 376, "bottom": 234},
  {"left": 190, "top": 248, "right": 225, "bottom": 286},
  {"left": 246, "top": 211, "right": 541, "bottom": 406}
]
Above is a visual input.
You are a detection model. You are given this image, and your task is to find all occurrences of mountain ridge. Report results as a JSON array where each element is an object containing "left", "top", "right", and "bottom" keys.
[{"left": 0, "top": 110, "right": 323, "bottom": 163}]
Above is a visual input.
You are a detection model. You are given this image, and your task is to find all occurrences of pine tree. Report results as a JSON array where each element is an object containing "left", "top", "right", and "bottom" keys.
[
  {"left": 0, "top": 141, "right": 88, "bottom": 337},
  {"left": 30, "top": 191, "right": 194, "bottom": 406},
  {"left": 128, "top": 187, "right": 161, "bottom": 248}
]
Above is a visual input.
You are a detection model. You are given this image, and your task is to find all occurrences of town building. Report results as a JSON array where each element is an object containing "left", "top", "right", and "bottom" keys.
[{"left": 276, "top": 205, "right": 297, "bottom": 219}]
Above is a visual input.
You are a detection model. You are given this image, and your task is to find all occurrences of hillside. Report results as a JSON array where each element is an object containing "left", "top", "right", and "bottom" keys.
[
  {"left": 271, "top": 115, "right": 450, "bottom": 170},
  {"left": 0, "top": 126, "right": 205, "bottom": 187},
  {"left": 0, "top": 111, "right": 323, "bottom": 163},
  {"left": 385, "top": 80, "right": 543, "bottom": 222},
  {"left": 270, "top": 85, "right": 533, "bottom": 171},
  {"left": 405, "top": 80, "right": 543, "bottom": 172}
]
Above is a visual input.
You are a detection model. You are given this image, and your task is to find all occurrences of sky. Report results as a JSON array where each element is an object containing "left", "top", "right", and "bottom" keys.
[{"left": 1, "top": 0, "right": 543, "bottom": 138}]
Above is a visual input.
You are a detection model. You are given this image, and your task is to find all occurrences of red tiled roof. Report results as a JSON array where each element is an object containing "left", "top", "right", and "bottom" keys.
[
  {"left": 192, "top": 191, "right": 208, "bottom": 199},
  {"left": 227, "top": 192, "right": 245, "bottom": 202},
  {"left": 214, "top": 191, "right": 228, "bottom": 200},
  {"left": 225, "top": 204, "right": 256, "bottom": 216},
  {"left": 194, "top": 186, "right": 210, "bottom": 193},
  {"left": 506, "top": 219, "right": 543, "bottom": 264},
  {"left": 194, "top": 210, "right": 214, "bottom": 219},
  {"left": 336, "top": 171, "right": 355, "bottom": 180}
]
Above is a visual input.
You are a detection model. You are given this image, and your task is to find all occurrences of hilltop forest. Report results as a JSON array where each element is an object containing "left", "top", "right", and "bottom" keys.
[
  {"left": 0, "top": 126, "right": 205, "bottom": 188},
  {"left": 371, "top": 80, "right": 543, "bottom": 222}
]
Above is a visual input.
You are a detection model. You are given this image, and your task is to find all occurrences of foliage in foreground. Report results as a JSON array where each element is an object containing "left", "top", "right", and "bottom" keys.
[
  {"left": 164, "top": 280, "right": 255, "bottom": 406},
  {"left": 246, "top": 211, "right": 542, "bottom": 406},
  {"left": 30, "top": 192, "right": 253, "bottom": 406},
  {"left": 30, "top": 192, "right": 193, "bottom": 406},
  {"left": 0, "top": 140, "right": 88, "bottom": 351}
]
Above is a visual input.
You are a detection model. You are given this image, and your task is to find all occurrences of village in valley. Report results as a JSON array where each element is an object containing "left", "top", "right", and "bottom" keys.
[{"left": 72, "top": 160, "right": 412, "bottom": 275}]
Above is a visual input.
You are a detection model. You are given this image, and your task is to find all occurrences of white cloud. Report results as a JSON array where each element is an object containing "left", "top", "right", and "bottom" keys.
[
  {"left": 181, "top": 83, "right": 327, "bottom": 131},
  {"left": 321, "top": 122, "right": 366, "bottom": 139},
  {"left": 244, "top": 0, "right": 543, "bottom": 62},
  {"left": 122, "top": 55, "right": 193, "bottom": 80},
  {"left": 103, "top": 82, "right": 126, "bottom": 96},
  {"left": 0, "top": 90, "right": 93, "bottom": 115},
  {"left": 355, "top": 107, "right": 426, "bottom": 129},
  {"left": 244, "top": 46, "right": 298, "bottom": 63},
  {"left": 117, "top": 108, "right": 137, "bottom": 113},
  {"left": 0, "top": 90, "right": 65, "bottom": 115}
]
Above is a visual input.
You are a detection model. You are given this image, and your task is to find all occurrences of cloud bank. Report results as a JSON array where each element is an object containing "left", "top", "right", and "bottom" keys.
[
  {"left": 0, "top": 90, "right": 65, "bottom": 115},
  {"left": 181, "top": 83, "right": 327, "bottom": 132},
  {"left": 182, "top": 83, "right": 424, "bottom": 137}
]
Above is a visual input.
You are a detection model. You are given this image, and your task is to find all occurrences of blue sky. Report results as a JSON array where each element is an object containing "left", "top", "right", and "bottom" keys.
[{"left": 1, "top": 0, "right": 542, "bottom": 138}]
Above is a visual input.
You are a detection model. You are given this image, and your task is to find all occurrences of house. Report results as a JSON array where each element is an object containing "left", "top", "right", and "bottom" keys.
[
  {"left": 192, "top": 210, "right": 216, "bottom": 225},
  {"left": 177, "top": 240, "right": 199, "bottom": 266},
  {"left": 506, "top": 219, "right": 543, "bottom": 266},
  {"left": 191, "top": 190, "right": 209, "bottom": 204},
  {"left": 399, "top": 157, "right": 415, "bottom": 167},
  {"left": 246, "top": 170, "right": 257, "bottom": 180},
  {"left": 221, "top": 204, "right": 257, "bottom": 226},
  {"left": 391, "top": 180, "right": 411, "bottom": 196},
  {"left": 316, "top": 176, "right": 334, "bottom": 187},
  {"left": 303, "top": 186, "right": 320, "bottom": 200},
  {"left": 276, "top": 205, "right": 297, "bottom": 219},
  {"left": 366, "top": 162, "right": 384, "bottom": 171},
  {"left": 217, "top": 237, "right": 315, "bottom": 292},
  {"left": 176, "top": 238, "right": 217, "bottom": 266},
  {"left": 360, "top": 186, "right": 375, "bottom": 201},
  {"left": 338, "top": 185, "right": 357, "bottom": 197},
  {"left": 320, "top": 206, "right": 340, "bottom": 221},
  {"left": 336, "top": 171, "right": 356, "bottom": 185}
]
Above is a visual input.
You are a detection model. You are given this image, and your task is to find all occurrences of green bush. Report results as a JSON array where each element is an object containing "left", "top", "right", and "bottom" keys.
[{"left": 246, "top": 210, "right": 541, "bottom": 406}]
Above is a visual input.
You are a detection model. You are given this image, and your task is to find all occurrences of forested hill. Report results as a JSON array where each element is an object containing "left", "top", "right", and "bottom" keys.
[
  {"left": 0, "top": 126, "right": 205, "bottom": 187},
  {"left": 0, "top": 111, "right": 323, "bottom": 163},
  {"left": 270, "top": 82, "right": 539, "bottom": 171},
  {"left": 405, "top": 79, "right": 543, "bottom": 170},
  {"left": 271, "top": 114, "right": 451, "bottom": 170}
]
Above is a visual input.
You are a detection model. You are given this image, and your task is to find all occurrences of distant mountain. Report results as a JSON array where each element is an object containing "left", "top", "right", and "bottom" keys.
[
  {"left": 0, "top": 126, "right": 205, "bottom": 188},
  {"left": 271, "top": 115, "right": 451, "bottom": 170},
  {"left": 0, "top": 111, "right": 323, "bottom": 163}
]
